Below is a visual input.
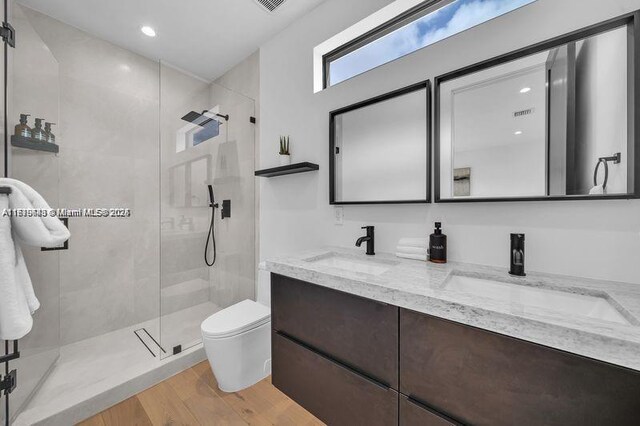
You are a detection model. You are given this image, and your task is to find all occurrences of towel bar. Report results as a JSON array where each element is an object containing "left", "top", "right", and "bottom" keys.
[{"left": 0, "top": 341, "right": 19, "bottom": 365}]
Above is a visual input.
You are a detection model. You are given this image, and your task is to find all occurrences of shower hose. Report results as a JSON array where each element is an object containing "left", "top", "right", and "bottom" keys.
[{"left": 205, "top": 204, "right": 217, "bottom": 266}]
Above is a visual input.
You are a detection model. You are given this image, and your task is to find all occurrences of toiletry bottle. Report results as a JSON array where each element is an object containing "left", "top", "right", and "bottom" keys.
[
  {"left": 15, "top": 114, "right": 32, "bottom": 138},
  {"left": 32, "top": 118, "right": 46, "bottom": 142},
  {"left": 429, "top": 222, "right": 447, "bottom": 263},
  {"left": 44, "top": 122, "right": 56, "bottom": 144}
]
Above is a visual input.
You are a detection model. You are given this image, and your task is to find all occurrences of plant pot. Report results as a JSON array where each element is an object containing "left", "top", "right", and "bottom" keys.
[{"left": 279, "top": 154, "right": 291, "bottom": 166}]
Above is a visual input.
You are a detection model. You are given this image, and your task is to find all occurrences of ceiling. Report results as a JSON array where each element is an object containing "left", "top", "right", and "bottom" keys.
[{"left": 16, "top": 0, "right": 327, "bottom": 81}]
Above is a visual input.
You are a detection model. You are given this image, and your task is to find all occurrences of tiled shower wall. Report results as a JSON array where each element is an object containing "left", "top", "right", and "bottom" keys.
[{"left": 15, "top": 7, "right": 219, "bottom": 345}]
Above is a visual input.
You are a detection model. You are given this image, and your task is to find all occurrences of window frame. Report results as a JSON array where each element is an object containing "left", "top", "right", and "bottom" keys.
[{"left": 323, "top": 0, "right": 461, "bottom": 88}]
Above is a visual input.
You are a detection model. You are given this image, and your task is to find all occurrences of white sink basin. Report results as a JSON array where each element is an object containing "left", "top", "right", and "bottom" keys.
[
  {"left": 444, "top": 275, "right": 630, "bottom": 325},
  {"left": 305, "top": 254, "right": 391, "bottom": 276}
]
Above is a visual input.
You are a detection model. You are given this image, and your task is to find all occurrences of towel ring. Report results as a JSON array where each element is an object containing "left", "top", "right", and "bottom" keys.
[{"left": 593, "top": 152, "right": 621, "bottom": 190}]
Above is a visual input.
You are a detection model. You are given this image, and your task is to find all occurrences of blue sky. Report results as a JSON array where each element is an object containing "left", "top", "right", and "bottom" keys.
[{"left": 330, "top": 0, "right": 534, "bottom": 85}]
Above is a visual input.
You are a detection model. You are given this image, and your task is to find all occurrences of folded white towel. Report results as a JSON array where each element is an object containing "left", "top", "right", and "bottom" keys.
[
  {"left": 589, "top": 185, "right": 604, "bottom": 195},
  {"left": 397, "top": 238, "right": 428, "bottom": 249},
  {"left": 396, "top": 246, "right": 427, "bottom": 256},
  {"left": 0, "top": 178, "right": 70, "bottom": 340},
  {"left": 396, "top": 252, "right": 427, "bottom": 261}
]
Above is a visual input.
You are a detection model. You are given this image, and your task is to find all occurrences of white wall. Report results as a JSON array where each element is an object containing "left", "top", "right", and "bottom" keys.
[
  {"left": 337, "top": 88, "right": 427, "bottom": 202},
  {"left": 574, "top": 27, "right": 628, "bottom": 194},
  {"left": 259, "top": 0, "right": 640, "bottom": 287},
  {"left": 455, "top": 142, "right": 544, "bottom": 197}
]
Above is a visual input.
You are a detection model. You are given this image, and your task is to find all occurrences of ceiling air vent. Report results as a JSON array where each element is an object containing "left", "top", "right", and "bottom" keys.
[
  {"left": 513, "top": 108, "right": 535, "bottom": 118},
  {"left": 254, "top": 0, "right": 286, "bottom": 12}
]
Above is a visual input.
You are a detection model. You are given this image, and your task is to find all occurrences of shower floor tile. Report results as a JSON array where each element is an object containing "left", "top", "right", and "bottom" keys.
[{"left": 13, "top": 302, "right": 219, "bottom": 426}]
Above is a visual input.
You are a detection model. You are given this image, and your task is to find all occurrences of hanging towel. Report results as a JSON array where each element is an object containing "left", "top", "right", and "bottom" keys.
[
  {"left": 0, "top": 178, "right": 70, "bottom": 246},
  {"left": 397, "top": 238, "right": 428, "bottom": 248},
  {"left": 589, "top": 185, "right": 604, "bottom": 195},
  {"left": 0, "top": 178, "right": 70, "bottom": 340}
]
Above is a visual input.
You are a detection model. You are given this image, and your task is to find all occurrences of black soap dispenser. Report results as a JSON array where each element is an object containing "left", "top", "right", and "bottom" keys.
[{"left": 429, "top": 222, "right": 447, "bottom": 264}]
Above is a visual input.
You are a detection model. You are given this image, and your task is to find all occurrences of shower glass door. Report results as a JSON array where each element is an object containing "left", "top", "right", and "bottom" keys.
[
  {"left": 159, "top": 62, "right": 255, "bottom": 358},
  {"left": 2, "top": 1, "right": 61, "bottom": 422}
]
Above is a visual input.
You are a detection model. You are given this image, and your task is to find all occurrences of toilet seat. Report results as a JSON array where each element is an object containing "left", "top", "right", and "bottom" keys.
[{"left": 201, "top": 299, "right": 270, "bottom": 339}]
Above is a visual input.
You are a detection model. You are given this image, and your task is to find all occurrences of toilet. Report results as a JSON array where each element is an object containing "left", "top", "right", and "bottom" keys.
[{"left": 201, "top": 299, "right": 271, "bottom": 393}]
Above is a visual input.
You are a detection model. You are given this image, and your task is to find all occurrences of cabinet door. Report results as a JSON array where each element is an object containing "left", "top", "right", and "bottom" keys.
[
  {"left": 273, "top": 331, "right": 398, "bottom": 426},
  {"left": 400, "top": 309, "right": 640, "bottom": 426},
  {"left": 271, "top": 273, "right": 398, "bottom": 388},
  {"left": 400, "top": 396, "right": 461, "bottom": 426}
]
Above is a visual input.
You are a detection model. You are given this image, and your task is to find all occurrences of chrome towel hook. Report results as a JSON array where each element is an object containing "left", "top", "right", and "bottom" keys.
[{"left": 593, "top": 152, "right": 621, "bottom": 190}]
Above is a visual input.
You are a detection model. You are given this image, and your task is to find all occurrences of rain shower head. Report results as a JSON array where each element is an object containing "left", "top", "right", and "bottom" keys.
[{"left": 181, "top": 110, "right": 229, "bottom": 127}]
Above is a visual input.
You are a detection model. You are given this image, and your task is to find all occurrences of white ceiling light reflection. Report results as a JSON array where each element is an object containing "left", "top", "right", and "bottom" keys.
[
  {"left": 141, "top": 26, "right": 156, "bottom": 37},
  {"left": 520, "top": 87, "right": 531, "bottom": 94}
]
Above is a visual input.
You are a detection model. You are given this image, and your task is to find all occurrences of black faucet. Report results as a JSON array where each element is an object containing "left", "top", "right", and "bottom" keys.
[
  {"left": 509, "top": 233, "right": 526, "bottom": 276},
  {"left": 356, "top": 226, "right": 375, "bottom": 256}
]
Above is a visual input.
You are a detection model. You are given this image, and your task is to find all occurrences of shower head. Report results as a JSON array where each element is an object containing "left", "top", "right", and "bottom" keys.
[{"left": 181, "top": 110, "right": 229, "bottom": 127}]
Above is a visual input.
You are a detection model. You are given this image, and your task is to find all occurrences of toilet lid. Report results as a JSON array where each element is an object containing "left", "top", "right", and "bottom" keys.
[{"left": 201, "top": 299, "right": 270, "bottom": 339}]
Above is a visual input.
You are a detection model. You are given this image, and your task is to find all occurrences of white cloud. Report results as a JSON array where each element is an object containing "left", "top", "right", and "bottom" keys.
[
  {"left": 331, "top": 0, "right": 533, "bottom": 85},
  {"left": 421, "top": 0, "right": 532, "bottom": 46}
]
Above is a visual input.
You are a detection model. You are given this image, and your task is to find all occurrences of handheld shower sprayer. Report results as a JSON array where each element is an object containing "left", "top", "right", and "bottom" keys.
[{"left": 205, "top": 185, "right": 218, "bottom": 267}]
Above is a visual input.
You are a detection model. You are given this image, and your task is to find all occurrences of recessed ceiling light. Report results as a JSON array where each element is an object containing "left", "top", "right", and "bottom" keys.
[
  {"left": 520, "top": 87, "right": 531, "bottom": 93},
  {"left": 141, "top": 26, "right": 156, "bottom": 37},
  {"left": 514, "top": 131, "right": 523, "bottom": 135}
]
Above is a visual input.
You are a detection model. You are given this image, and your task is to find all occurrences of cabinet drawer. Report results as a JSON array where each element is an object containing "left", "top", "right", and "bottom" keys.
[
  {"left": 271, "top": 273, "right": 398, "bottom": 388},
  {"left": 400, "top": 309, "right": 640, "bottom": 426},
  {"left": 400, "top": 396, "right": 461, "bottom": 426},
  {"left": 272, "top": 331, "right": 398, "bottom": 426}
]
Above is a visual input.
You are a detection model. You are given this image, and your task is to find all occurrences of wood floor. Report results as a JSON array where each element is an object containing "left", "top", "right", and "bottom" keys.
[{"left": 77, "top": 361, "right": 323, "bottom": 426}]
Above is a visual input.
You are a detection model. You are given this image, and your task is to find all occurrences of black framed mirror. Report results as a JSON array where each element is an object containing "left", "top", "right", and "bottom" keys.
[
  {"left": 329, "top": 80, "right": 431, "bottom": 205},
  {"left": 434, "top": 11, "right": 640, "bottom": 202}
]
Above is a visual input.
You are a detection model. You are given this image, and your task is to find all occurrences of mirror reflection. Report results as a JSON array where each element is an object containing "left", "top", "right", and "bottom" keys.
[
  {"left": 331, "top": 82, "right": 429, "bottom": 204},
  {"left": 438, "top": 25, "right": 632, "bottom": 200}
]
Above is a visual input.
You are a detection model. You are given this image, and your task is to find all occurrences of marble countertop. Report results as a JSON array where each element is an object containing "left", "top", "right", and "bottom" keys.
[{"left": 263, "top": 247, "right": 640, "bottom": 372}]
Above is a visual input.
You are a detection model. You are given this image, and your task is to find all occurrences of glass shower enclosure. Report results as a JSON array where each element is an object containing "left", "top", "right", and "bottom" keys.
[
  {"left": 159, "top": 63, "right": 256, "bottom": 358},
  {"left": 1, "top": 1, "right": 255, "bottom": 422}
]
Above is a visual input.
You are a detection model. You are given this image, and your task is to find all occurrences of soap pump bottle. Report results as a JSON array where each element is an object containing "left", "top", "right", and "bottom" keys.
[
  {"left": 429, "top": 222, "right": 447, "bottom": 264},
  {"left": 15, "top": 114, "right": 32, "bottom": 138},
  {"left": 44, "top": 122, "right": 56, "bottom": 144},
  {"left": 32, "top": 118, "right": 46, "bottom": 142}
]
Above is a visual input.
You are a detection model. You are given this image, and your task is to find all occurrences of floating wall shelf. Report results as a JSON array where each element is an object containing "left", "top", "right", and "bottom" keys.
[
  {"left": 11, "top": 135, "right": 59, "bottom": 153},
  {"left": 255, "top": 162, "right": 319, "bottom": 178}
]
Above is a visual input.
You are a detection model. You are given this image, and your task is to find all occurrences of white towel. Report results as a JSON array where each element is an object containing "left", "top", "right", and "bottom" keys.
[
  {"left": 396, "top": 246, "right": 427, "bottom": 256},
  {"left": 397, "top": 238, "right": 428, "bottom": 248},
  {"left": 0, "top": 178, "right": 70, "bottom": 340},
  {"left": 396, "top": 252, "right": 427, "bottom": 261},
  {"left": 0, "top": 178, "right": 70, "bottom": 247},
  {"left": 589, "top": 185, "right": 604, "bottom": 195}
]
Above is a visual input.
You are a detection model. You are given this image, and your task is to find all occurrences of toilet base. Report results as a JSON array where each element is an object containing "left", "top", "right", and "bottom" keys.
[{"left": 203, "top": 321, "right": 271, "bottom": 393}]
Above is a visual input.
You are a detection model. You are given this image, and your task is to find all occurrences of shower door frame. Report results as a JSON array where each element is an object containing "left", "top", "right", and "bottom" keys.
[{"left": 1, "top": 0, "right": 19, "bottom": 423}]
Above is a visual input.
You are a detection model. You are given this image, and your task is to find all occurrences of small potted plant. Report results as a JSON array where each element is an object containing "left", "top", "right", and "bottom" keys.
[{"left": 279, "top": 136, "right": 291, "bottom": 166}]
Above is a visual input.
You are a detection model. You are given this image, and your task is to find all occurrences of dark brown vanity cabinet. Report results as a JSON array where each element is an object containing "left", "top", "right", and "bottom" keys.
[
  {"left": 272, "top": 332, "right": 399, "bottom": 426},
  {"left": 400, "top": 310, "right": 640, "bottom": 426},
  {"left": 271, "top": 273, "right": 398, "bottom": 387},
  {"left": 271, "top": 274, "right": 640, "bottom": 426}
]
